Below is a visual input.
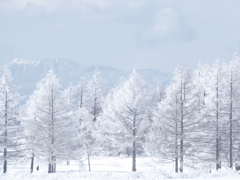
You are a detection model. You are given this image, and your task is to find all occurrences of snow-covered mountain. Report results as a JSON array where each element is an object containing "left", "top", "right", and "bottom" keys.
[{"left": 0, "top": 58, "right": 171, "bottom": 101}]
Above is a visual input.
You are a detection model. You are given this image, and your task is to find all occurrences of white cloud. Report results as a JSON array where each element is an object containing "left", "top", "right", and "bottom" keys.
[
  {"left": 141, "top": 7, "right": 196, "bottom": 43},
  {"left": 22, "top": 2, "right": 46, "bottom": 16},
  {"left": 0, "top": 0, "right": 149, "bottom": 13},
  {"left": 153, "top": 7, "right": 178, "bottom": 39}
]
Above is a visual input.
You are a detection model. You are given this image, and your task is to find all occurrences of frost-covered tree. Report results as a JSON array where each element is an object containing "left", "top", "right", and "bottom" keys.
[
  {"left": 77, "top": 78, "right": 88, "bottom": 108},
  {"left": 25, "top": 70, "right": 75, "bottom": 173},
  {"left": 147, "top": 65, "right": 201, "bottom": 173},
  {"left": 192, "top": 63, "right": 209, "bottom": 114},
  {"left": 102, "top": 69, "right": 152, "bottom": 172},
  {"left": 224, "top": 54, "right": 240, "bottom": 169},
  {"left": 63, "top": 83, "right": 78, "bottom": 111},
  {"left": 204, "top": 60, "right": 228, "bottom": 170},
  {"left": 0, "top": 69, "right": 20, "bottom": 173},
  {"left": 22, "top": 91, "right": 40, "bottom": 173},
  {"left": 87, "top": 69, "right": 105, "bottom": 122},
  {"left": 75, "top": 107, "right": 97, "bottom": 171},
  {"left": 58, "top": 83, "right": 79, "bottom": 165},
  {"left": 153, "top": 82, "right": 165, "bottom": 104}
]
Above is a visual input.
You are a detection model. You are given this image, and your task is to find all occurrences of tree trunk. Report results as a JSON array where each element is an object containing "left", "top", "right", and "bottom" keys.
[
  {"left": 53, "top": 162, "right": 56, "bottom": 173},
  {"left": 48, "top": 163, "right": 52, "bottom": 173},
  {"left": 53, "top": 156, "right": 56, "bottom": 173},
  {"left": 180, "top": 80, "right": 184, "bottom": 173},
  {"left": 229, "top": 73, "right": 233, "bottom": 168},
  {"left": 180, "top": 122, "right": 183, "bottom": 172},
  {"left": 87, "top": 153, "right": 91, "bottom": 171},
  {"left": 49, "top": 87, "right": 56, "bottom": 173},
  {"left": 132, "top": 118, "right": 136, "bottom": 172},
  {"left": 3, "top": 148, "right": 7, "bottom": 174},
  {"left": 216, "top": 131, "right": 220, "bottom": 170},
  {"left": 30, "top": 154, "right": 34, "bottom": 173},
  {"left": 3, "top": 91, "right": 8, "bottom": 174},
  {"left": 175, "top": 96, "right": 178, "bottom": 173},
  {"left": 216, "top": 76, "right": 220, "bottom": 170},
  {"left": 175, "top": 157, "right": 178, "bottom": 173},
  {"left": 93, "top": 97, "right": 97, "bottom": 122},
  {"left": 36, "top": 157, "right": 39, "bottom": 171},
  {"left": 132, "top": 140, "right": 136, "bottom": 172},
  {"left": 48, "top": 156, "right": 56, "bottom": 173},
  {"left": 175, "top": 120, "right": 178, "bottom": 173},
  {"left": 80, "top": 90, "right": 83, "bottom": 108}
]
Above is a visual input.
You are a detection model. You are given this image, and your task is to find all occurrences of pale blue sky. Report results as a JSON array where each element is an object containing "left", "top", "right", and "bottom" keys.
[{"left": 0, "top": 0, "right": 240, "bottom": 72}]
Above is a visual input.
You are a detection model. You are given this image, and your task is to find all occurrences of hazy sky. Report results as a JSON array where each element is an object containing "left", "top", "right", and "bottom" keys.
[{"left": 1, "top": 0, "right": 240, "bottom": 72}]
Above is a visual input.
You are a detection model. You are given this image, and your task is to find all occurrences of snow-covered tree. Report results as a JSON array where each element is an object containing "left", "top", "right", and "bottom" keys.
[
  {"left": 63, "top": 83, "right": 79, "bottom": 111},
  {"left": 203, "top": 60, "right": 228, "bottom": 170},
  {"left": 25, "top": 70, "right": 75, "bottom": 173},
  {"left": 75, "top": 107, "right": 97, "bottom": 171},
  {"left": 21, "top": 91, "right": 40, "bottom": 173},
  {"left": 87, "top": 69, "right": 105, "bottom": 122},
  {"left": 153, "top": 82, "right": 165, "bottom": 104},
  {"left": 77, "top": 78, "right": 88, "bottom": 108},
  {"left": 147, "top": 65, "right": 201, "bottom": 173},
  {"left": 102, "top": 69, "right": 152, "bottom": 171},
  {"left": 223, "top": 54, "right": 240, "bottom": 169},
  {"left": 0, "top": 69, "right": 20, "bottom": 173}
]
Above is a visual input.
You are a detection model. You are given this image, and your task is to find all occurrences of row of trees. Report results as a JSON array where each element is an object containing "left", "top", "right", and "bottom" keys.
[
  {"left": 147, "top": 55, "right": 240, "bottom": 172},
  {"left": 1, "top": 54, "right": 240, "bottom": 173}
]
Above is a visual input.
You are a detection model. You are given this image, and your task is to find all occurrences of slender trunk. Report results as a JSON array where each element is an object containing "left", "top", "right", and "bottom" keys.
[
  {"left": 175, "top": 157, "right": 178, "bottom": 173},
  {"left": 48, "top": 101, "right": 51, "bottom": 173},
  {"left": 216, "top": 74, "right": 220, "bottom": 170},
  {"left": 3, "top": 149, "right": 7, "bottom": 174},
  {"left": 175, "top": 96, "right": 178, "bottom": 173},
  {"left": 87, "top": 153, "right": 91, "bottom": 171},
  {"left": 132, "top": 117, "right": 136, "bottom": 172},
  {"left": 179, "top": 79, "right": 184, "bottom": 173},
  {"left": 36, "top": 156, "right": 39, "bottom": 171},
  {"left": 3, "top": 91, "right": 8, "bottom": 174},
  {"left": 48, "top": 162, "right": 51, "bottom": 173},
  {"left": 216, "top": 106, "right": 219, "bottom": 170},
  {"left": 48, "top": 156, "right": 56, "bottom": 173},
  {"left": 48, "top": 84, "right": 56, "bottom": 173},
  {"left": 180, "top": 113, "right": 183, "bottom": 173},
  {"left": 80, "top": 89, "right": 83, "bottom": 108},
  {"left": 132, "top": 140, "right": 136, "bottom": 172},
  {"left": 30, "top": 153, "right": 34, "bottom": 173},
  {"left": 36, "top": 158, "right": 39, "bottom": 171},
  {"left": 51, "top": 85, "right": 56, "bottom": 173},
  {"left": 229, "top": 72, "right": 233, "bottom": 168},
  {"left": 93, "top": 97, "right": 97, "bottom": 122},
  {"left": 53, "top": 156, "right": 56, "bottom": 173},
  {"left": 219, "top": 136, "right": 221, "bottom": 169}
]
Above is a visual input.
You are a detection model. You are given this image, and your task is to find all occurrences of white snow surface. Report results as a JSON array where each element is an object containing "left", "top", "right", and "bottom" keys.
[{"left": 0, "top": 156, "right": 239, "bottom": 180}]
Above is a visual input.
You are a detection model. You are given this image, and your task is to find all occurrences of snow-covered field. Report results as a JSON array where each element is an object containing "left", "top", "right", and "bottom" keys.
[{"left": 0, "top": 156, "right": 239, "bottom": 180}]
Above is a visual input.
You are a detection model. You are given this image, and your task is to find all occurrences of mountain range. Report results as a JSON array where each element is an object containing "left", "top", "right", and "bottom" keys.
[{"left": 0, "top": 58, "right": 171, "bottom": 102}]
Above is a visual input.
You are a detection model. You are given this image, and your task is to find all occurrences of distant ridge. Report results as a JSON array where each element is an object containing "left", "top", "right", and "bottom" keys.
[{"left": 0, "top": 58, "right": 171, "bottom": 102}]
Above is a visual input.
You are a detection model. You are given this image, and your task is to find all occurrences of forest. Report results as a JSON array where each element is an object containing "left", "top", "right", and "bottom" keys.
[{"left": 1, "top": 54, "right": 240, "bottom": 176}]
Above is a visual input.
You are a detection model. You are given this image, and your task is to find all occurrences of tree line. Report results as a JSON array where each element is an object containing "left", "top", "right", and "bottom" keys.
[{"left": 1, "top": 54, "right": 240, "bottom": 173}]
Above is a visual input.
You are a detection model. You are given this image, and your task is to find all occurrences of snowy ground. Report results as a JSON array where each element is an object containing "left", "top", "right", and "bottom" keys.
[{"left": 0, "top": 156, "right": 239, "bottom": 180}]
